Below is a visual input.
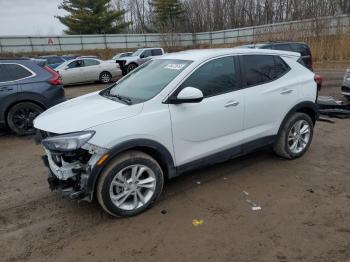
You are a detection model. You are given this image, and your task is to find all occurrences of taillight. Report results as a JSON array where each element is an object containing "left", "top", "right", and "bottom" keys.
[
  {"left": 314, "top": 74, "right": 323, "bottom": 87},
  {"left": 44, "top": 65, "right": 62, "bottom": 85}
]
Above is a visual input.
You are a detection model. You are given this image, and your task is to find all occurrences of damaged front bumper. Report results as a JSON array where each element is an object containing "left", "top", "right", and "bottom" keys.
[{"left": 39, "top": 137, "right": 108, "bottom": 202}]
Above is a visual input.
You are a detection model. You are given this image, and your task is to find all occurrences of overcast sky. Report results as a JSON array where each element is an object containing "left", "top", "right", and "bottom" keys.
[{"left": 0, "top": 0, "right": 67, "bottom": 36}]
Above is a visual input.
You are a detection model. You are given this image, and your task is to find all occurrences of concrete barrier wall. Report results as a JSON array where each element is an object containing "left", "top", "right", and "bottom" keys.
[{"left": 0, "top": 15, "right": 348, "bottom": 53}]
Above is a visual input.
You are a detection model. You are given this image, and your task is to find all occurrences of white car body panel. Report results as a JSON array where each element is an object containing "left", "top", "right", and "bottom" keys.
[
  {"left": 34, "top": 91, "right": 143, "bottom": 134},
  {"left": 35, "top": 48, "right": 317, "bottom": 169},
  {"left": 57, "top": 59, "right": 122, "bottom": 85}
]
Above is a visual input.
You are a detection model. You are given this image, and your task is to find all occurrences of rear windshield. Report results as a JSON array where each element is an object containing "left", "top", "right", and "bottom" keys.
[{"left": 102, "top": 59, "right": 192, "bottom": 104}]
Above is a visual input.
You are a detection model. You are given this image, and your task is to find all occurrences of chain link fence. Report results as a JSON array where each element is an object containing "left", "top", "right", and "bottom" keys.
[{"left": 0, "top": 14, "right": 349, "bottom": 53}]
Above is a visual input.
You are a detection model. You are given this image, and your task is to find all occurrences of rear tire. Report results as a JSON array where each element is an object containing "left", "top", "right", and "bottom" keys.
[
  {"left": 7, "top": 102, "right": 43, "bottom": 136},
  {"left": 99, "top": 72, "right": 112, "bottom": 83},
  {"left": 274, "top": 113, "right": 314, "bottom": 159},
  {"left": 97, "top": 150, "right": 164, "bottom": 217}
]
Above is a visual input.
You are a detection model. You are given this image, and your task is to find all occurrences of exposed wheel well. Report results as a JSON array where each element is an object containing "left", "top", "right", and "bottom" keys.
[
  {"left": 296, "top": 107, "right": 317, "bottom": 125},
  {"left": 4, "top": 100, "right": 46, "bottom": 126},
  {"left": 122, "top": 147, "right": 170, "bottom": 180}
]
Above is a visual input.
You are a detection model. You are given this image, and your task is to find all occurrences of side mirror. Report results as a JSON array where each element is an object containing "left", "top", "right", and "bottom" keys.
[
  {"left": 172, "top": 87, "right": 204, "bottom": 104},
  {"left": 140, "top": 54, "right": 145, "bottom": 59},
  {"left": 64, "top": 66, "right": 69, "bottom": 70}
]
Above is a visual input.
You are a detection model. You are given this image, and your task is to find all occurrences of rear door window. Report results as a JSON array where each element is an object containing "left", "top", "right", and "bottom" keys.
[
  {"left": 84, "top": 59, "right": 100, "bottom": 66},
  {"left": 242, "top": 55, "right": 290, "bottom": 87},
  {"left": 180, "top": 56, "right": 240, "bottom": 97},
  {"left": 141, "top": 50, "right": 152, "bottom": 58},
  {"left": 0, "top": 63, "right": 34, "bottom": 82},
  {"left": 151, "top": 49, "right": 163, "bottom": 56}
]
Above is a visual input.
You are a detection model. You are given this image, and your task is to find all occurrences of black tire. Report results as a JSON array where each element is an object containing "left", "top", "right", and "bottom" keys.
[
  {"left": 99, "top": 71, "right": 112, "bottom": 83},
  {"left": 273, "top": 113, "right": 314, "bottom": 159},
  {"left": 7, "top": 102, "right": 43, "bottom": 136},
  {"left": 127, "top": 63, "right": 138, "bottom": 73},
  {"left": 97, "top": 150, "right": 164, "bottom": 217}
]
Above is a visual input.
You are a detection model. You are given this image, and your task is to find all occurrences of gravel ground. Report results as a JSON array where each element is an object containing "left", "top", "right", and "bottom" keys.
[{"left": 0, "top": 66, "right": 349, "bottom": 262}]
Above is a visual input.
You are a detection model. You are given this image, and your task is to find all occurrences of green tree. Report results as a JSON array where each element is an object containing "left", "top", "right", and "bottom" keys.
[
  {"left": 57, "top": 0, "right": 130, "bottom": 34},
  {"left": 151, "top": 0, "right": 184, "bottom": 32}
]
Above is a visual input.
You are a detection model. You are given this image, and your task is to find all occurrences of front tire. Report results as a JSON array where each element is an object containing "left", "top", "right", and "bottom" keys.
[
  {"left": 99, "top": 72, "right": 112, "bottom": 83},
  {"left": 7, "top": 102, "right": 43, "bottom": 136},
  {"left": 97, "top": 151, "right": 164, "bottom": 217},
  {"left": 274, "top": 113, "right": 314, "bottom": 159}
]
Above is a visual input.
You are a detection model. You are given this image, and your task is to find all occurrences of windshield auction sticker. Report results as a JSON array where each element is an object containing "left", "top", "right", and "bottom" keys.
[{"left": 164, "top": 64, "right": 186, "bottom": 70}]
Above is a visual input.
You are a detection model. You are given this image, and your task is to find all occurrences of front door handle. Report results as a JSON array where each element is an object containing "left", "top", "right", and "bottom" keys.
[
  {"left": 281, "top": 89, "right": 293, "bottom": 95},
  {"left": 225, "top": 101, "right": 239, "bottom": 107}
]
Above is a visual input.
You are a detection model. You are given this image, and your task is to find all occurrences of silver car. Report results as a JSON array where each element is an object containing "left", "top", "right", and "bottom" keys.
[
  {"left": 342, "top": 67, "right": 350, "bottom": 100},
  {"left": 116, "top": 48, "right": 165, "bottom": 75},
  {"left": 56, "top": 58, "right": 122, "bottom": 85}
]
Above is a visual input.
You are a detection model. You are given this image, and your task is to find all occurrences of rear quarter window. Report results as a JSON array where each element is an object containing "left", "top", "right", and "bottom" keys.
[
  {"left": 0, "top": 63, "right": 34, "bottom": 82},
  {"left": 242, "top": 55, "right": 290, "bottom": 87}
]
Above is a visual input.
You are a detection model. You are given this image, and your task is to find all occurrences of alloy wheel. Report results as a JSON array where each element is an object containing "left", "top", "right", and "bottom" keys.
[
  {"left": 109, "top": 164, "right": 157, "bottom": 211},
  {"left": 288, "top": 120, "right": 311, "bottom": 154}
]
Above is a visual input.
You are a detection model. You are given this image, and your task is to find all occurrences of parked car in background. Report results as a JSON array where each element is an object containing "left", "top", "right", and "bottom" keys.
[
  {"left": 111, "top": 52, "right": 133, "bottom": 60},
  {"left": 239, "top": 42, "right": 323, "bottom": 90},
  {"left": 34, "top": 48, "right": 318, "bottom": 217},
  {"left": 341, "top": 67, "right": 350, "bottom": 100},
  {"left": 116, "top": 47, "right": 165, "bottom": 75},
  {"left": 56, "top": 58, "right": 121, "bottom": 85},
  {"left": 0, "top": 59, "right": 65, "bottom": 135},
  {"left": 61, "top": 55, "right": 79, "bottom": 61},
  {"left": 37, "top": 55, "right": 67, "bottom": 69}
]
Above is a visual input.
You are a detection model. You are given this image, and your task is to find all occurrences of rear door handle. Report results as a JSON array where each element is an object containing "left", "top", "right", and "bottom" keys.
[
  {"left": 225, "top": 101, "right": 239, "bottom": 107},
  {"left": 281, "top": 89, "right": 293, "bottom": 95}
]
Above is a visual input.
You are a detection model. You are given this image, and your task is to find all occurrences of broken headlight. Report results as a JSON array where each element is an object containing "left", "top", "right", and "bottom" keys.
[{"left": 42, "top": 131, "right": 95, "bottom": 152}]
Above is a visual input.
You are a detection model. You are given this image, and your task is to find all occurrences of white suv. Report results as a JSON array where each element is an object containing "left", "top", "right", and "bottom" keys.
[{"left": 34, "top": 48, "right": 318, "bottom": 217}]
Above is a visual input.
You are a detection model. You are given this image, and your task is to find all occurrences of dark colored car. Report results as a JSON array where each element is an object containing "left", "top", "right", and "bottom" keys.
[
  {"left": 240, "top": 42, "right": 322, "bottom": 89},
  {"left": 241, "top": 42, "right": 313, "bottom": 69},
  {"left": 37, "top": 55, "right": 66, "bottom": 69},
  {"left": 0, "top": 59, "right": 65, "bottom": 135}
]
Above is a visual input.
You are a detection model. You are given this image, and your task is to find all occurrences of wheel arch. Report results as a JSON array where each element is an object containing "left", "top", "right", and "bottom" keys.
[
  {"left": 277, "top": 101, "right": 318, "bottom": 137},
  {"left": 86, "top": 139, "right": 176, "bottom": 200},
  {"left": 4, "top": 99, "right": 46, "bottom": 126},
  {"left": 99, "top": 71, "right": 112, "bottom": 77}
]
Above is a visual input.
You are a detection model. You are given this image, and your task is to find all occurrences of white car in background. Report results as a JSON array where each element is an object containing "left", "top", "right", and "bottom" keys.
[{"left": 56, "top": 58, "right": 121, "bottom": 85}]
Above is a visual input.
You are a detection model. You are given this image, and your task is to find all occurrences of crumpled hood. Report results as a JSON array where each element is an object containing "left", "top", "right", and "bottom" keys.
[{"left": 34, "top": 91, "right": 143, "bottom": 134}]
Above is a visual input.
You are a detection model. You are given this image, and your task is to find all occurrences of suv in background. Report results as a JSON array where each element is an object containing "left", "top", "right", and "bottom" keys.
[
  {"left": 240, "top": 42, "right": 322, "bottom": 89},
  {"left": 0, "top": 59, "right": 65, "bottom": 135},
  {"left": 341, "top": 67, "right": 350, "bottom": 100},
  {"left": 34, "top": 48, "right": 318, "bottom": 217},
  {"left": 116, "top": 48, "right": 165, "bottom": 75}
]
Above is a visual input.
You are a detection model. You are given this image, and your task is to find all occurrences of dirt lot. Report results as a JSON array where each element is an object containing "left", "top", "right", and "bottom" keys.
[{"left": 0, "top": 67, "right": 349, "bottom": 262}]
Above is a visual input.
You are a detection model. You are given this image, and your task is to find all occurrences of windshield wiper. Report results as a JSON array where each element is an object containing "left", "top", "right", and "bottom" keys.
[{"left": 106, "top": 92, "right": 132, "bottom": 105}]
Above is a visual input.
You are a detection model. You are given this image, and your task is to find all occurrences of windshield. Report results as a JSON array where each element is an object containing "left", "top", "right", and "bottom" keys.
[
  {"left": 132, "top": 49, "right": 143, "bottom": 56},
  {"left": 56, "top": 61, "right": 70, "bottom": 69},
  {"left": 101, "top": 59, "right": 192, "bottom": 104}
]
